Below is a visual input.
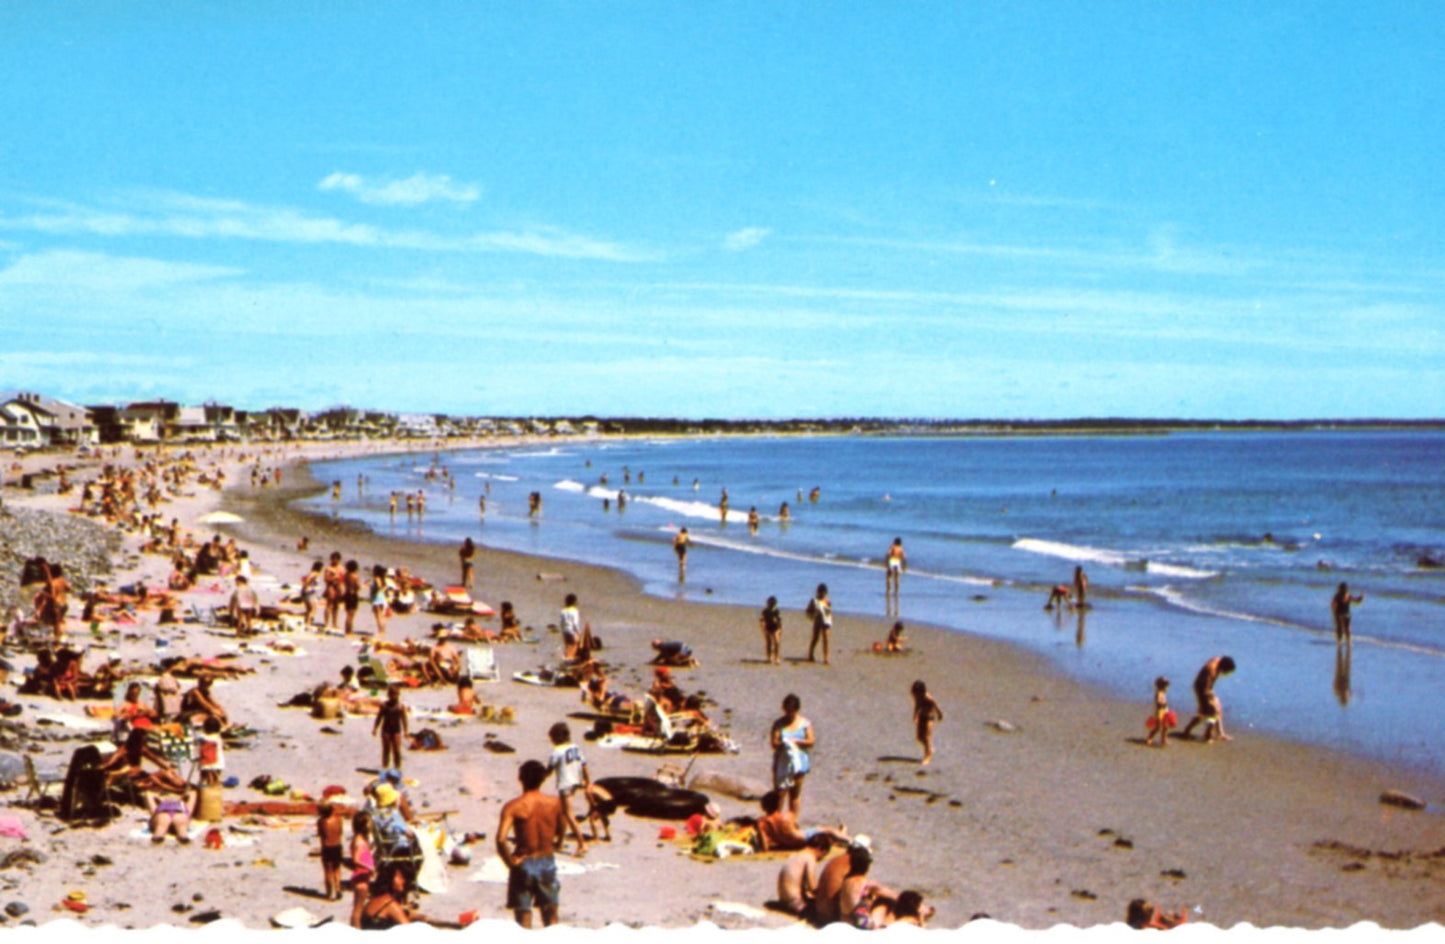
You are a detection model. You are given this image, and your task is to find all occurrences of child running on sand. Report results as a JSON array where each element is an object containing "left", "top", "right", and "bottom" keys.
[
  {"left": 373, "top": 685, "right": 409, "bottom": 770},
  {"left": 1145, "top": 676, "right": 1176, "bottom": 748},
  {"left": 910, "top": 681, "right": 943, "bottom": 765},
  {"left": 317, "top": 800, "right": 346, "bottom": 901}
]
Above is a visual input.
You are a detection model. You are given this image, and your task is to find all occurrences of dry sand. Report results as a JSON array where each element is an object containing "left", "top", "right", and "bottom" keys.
[{"left": 2, "top": 440, "right": 1443, "bottom": 934}]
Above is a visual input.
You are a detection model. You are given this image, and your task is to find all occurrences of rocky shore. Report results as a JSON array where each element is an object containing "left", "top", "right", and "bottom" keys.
[{"left": 0, "top": 506, "right": 119, "bottom": 616}]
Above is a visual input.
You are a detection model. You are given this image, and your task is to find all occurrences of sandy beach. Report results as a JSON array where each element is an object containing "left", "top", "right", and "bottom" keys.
[{"left": 1, "top": 439, "right": 1443, "bottom": 932}]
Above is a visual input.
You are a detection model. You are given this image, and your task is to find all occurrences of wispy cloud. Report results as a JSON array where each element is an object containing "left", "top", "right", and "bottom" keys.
[
  {"left": 0, "top": 249, "right": 240, "bottom": 290},
  {"left": 723, "top": 227, "right": 770, "bottom": 252},
  {"left": 318, "top": 171, "right": 481, "bottom": 207},
  {"left": 0, "top": 191, "right": 654, "bottom": 262}
]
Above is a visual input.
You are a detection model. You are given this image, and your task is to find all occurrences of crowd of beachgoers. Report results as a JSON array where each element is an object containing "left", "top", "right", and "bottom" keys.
[{"left": 0, "top": 438, "right": 1439, "bottom": 932}]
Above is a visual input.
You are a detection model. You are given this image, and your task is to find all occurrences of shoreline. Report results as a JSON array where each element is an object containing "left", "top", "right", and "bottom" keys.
[
  {"left": 2, "top": 440, "right": 1443, "bottom": 930},
  {"left": 232, "top": 453, "right": 1445, "bottom": 928}
]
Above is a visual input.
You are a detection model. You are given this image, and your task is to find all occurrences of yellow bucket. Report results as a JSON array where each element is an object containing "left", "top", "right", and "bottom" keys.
[{"left": 197, "top": 784, "right": 224, "bottom": 822}]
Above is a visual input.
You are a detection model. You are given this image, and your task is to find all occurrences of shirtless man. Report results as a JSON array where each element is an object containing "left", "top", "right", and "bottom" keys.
[
  {"left": 1179, "top": 655, "right": 1237, "bottom": 743},
  {"left": 496, "top": 760, "right": 566, "bottom": 928},
  {"left": 673, "top": 528, "right": 690, "bottom": 582},
  {"left": 884, "top": 538, "right": 906, "bottom": 598},
  {"left": 777, "top": 832, "right": 834, "bottom": 919}
]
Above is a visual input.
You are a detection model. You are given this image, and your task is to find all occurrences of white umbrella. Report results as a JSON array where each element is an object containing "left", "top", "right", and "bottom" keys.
[{"left": 197, "top": 511, "right": 244, "bottom": 525}]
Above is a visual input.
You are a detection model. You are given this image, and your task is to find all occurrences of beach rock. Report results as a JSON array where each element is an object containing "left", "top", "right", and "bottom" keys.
[
  {"left": 1379, "top": 790, "right": 1427, "bottom": 811},
  {"left": 688, "top": 771, "right": 767, "bottom": 801},
  {"left": 0, "top": 507, "right": 120, "bottom": 613},
  {"left": 0, "top": 849, "right": 45, "bottom": 870},
  {"left": 987, "top": 719, "right": 1018, "bottom": 734},
  {"left": 5, "top": 902, "right": 28, "bottom": 918}
]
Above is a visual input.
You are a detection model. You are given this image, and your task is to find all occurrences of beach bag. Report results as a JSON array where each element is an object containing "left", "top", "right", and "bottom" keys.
[{"left": 59, "top": 746, "right": 110, "bottom": 823}]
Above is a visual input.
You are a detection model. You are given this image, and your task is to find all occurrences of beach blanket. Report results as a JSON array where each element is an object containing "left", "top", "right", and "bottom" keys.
[
  {"left": 35, "top": 712, "right": 111, "bottom": 733},
  {"left": 129, "top": 823, "right": 257, "bottom": 846},
  {"left": 468, "top": 855, "right": 616, "bottom": 885}
]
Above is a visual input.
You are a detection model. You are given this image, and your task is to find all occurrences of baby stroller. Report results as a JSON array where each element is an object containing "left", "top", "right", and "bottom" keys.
[{"left": 367, "top": 802, "right": 423, "bottom": 891}]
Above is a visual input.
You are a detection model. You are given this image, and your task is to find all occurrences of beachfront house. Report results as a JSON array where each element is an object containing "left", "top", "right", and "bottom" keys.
[
  {"left": 122, "top": 401, "right": 179, "bottom": 442},
  {"left": 203, "top": 403, "right": 242, "bottom": 441},
  {"left": 0, "top": 400, "right": 44, "bottom": 449},
  {"left": 0, "top": 392, "right": 99, "bottom": 448}
]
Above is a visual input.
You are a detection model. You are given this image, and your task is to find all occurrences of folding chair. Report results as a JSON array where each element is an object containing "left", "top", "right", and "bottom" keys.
[
  {"left": 357, "top": 655, "right": 395, "bottom": 693},
  {"left": 147, "top": 725, "right": 197, "bottom": 785},
  {"left": 22, "top": 754, "right": 63, "bottom": 807},
  {"left": 461, "top": 645, "right": 499, "bottom": 683}
]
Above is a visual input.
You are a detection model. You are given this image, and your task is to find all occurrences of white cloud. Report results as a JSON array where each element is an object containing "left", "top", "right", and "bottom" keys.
[
  {"left": 723, "top": 227, "right": 770, "bottom": 252},
  {"left": 0, "top": 249, "right": 240, "bottom": 290},
  {"left": 318, "top": 171, "right": 481, "bottom": 206},
  {"left": 0, "top": 191, "right": 654, "bottom": 262}
]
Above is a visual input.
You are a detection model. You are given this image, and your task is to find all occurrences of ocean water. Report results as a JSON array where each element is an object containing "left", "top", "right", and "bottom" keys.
[{"left": 303, "top": 431, "right": 1445, "bottom": 777}]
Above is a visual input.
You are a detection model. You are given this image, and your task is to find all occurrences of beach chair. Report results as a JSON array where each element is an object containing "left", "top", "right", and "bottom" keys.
[
  {"left": 357, "top": 655, "right": 395, "bottom": 693},
  {"left": 22, "top": 754, "right": 63, "bottom": 807},
  {"left": 148, "top": 725, "right": 197, "bottom": 785},
  {"left": 188, "top": 603, "right": 218, "bottom": 628},
  {"left": 461, "top": 645, "right": 499, "bottom": 684}
]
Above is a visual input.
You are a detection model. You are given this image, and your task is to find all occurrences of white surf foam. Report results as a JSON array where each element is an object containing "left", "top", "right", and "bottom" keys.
[{"left": 1014, "top": 538, "right": 1216, "bottom": 580}]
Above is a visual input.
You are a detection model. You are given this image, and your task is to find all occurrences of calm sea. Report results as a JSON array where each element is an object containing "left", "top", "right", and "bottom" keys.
[{"left": 304, "top": 431, "right": 1445, "bottom": 778}]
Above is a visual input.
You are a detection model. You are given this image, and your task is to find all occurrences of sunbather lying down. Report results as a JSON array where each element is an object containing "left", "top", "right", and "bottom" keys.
[{"left": 158, "top": 655, "right": 255, "bottom": 679}]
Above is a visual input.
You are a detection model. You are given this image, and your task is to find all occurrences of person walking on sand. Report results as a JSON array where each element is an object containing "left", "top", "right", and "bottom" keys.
[
  {"left": 1145, "top": 676, "right": 1176, "bottom": 748},
  {"left": 368, "top": 565, "right": 390, "bottom": 637},
  {"left": 558, "top": 594, "right": 582, "bottom": 659},
  {"left": 546, "top": 722, "right": 592, "bottom": 857},
  {"left": 771, "top": 694, "right": 815, "bottom": 815},
  {"left": 373, "top": 684, "right": 409, "bottom": 770},
  {"left": 459, "top": 537, "right": 476, "bottom": 589},
  {"left": 673, "top": 528, "right": 690, "bottom": 581},
  {"left": 322, "top": 552, "right": 345, "bottom": 632},
  {"left": 910, "top": 680, "right": 943, "bottom": 765},
  {"left": 496, "top": 760, "right": 566, "bottom": 928},
  {"left": 806, "top": 583, "right": 833, "bottom": 664},
  {"left": 1331, "top": 582, "right": 1363, "bottom": 643},
  {"left": 719, "top": 488, "right": 729, "bottom": 526},
  {"left": 1072, "top": 566, "right": 1090, "bottom": 609},
  {"left": 885, "top": 538, "right": 907, "bottom": 599},
  {"left": 342, "top": 560, "right": 362, "bottom": 636},
  {"left": 1179, "top": 656, "right": 1236, "bottom": 743},
  {"left": 760, "top": 596, "right": 783, "bottom": 665}
]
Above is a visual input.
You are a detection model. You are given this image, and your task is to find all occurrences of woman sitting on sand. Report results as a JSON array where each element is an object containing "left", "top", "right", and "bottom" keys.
[
  {"left": 579, "top": 664, "right": 635, "bottom": 716},
  {"left": 181, "top": 676, "right": 230, "bottom": 730},
  {"left": 498, "top": 602, "right": 523, "bottom": 642}
]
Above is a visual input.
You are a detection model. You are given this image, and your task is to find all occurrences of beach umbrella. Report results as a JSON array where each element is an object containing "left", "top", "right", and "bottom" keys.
[{"left": 197, "top": 511, "right": 244, "bottom": 525}]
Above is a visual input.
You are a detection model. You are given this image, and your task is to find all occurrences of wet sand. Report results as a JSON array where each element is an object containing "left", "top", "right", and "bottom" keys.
[{"left": 4, "top": 441, "right": 1444, "bottom": 931}]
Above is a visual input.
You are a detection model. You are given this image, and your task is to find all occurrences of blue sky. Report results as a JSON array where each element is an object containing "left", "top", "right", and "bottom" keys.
[{"left": 1, "top": 2, "right": 1441, "bottom": 419}]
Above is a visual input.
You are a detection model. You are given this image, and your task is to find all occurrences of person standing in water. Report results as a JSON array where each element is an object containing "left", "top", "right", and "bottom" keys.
[
  {"left": 1331, "top": 582, "right": 1363, "bottom": 643},
  {"left": 1072, "top": 566, "right": 1089, "bottom": 609},
  {"left": 885, "top": 538, "right": 907, "bottom": 599},
  {"left": 673, "top": 528, "right": 690, "bottom": 582}
]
